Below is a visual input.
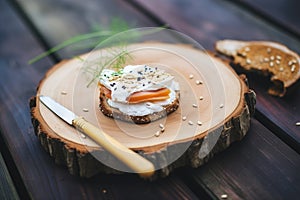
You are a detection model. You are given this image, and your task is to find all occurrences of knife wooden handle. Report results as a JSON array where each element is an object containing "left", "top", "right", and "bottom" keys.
[{"left": 72, "top": 117, "right": 155, "bottom": 178}]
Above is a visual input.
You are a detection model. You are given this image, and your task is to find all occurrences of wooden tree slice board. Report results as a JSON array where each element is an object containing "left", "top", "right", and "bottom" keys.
[{"left": 30, "top": 43, "right": 256, "bottom": 178}]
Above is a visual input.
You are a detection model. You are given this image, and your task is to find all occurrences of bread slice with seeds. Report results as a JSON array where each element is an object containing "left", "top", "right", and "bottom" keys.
[
  {"left": 99, "top": 85, "right": 180, "bottom": 124},
  {"left": 215, "top": 40, "right": 300, "bottom": 97}
]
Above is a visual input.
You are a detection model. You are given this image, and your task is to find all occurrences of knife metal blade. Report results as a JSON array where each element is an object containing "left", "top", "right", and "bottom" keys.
[
  {"left": 39, "top": 95, "right": 75, "bottom": 124},
  {"left": 38, "top": 95, "right": 155, "bottom": 178}
]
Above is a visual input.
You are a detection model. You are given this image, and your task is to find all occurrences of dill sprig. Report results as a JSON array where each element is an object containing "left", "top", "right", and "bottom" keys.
[
  {"left": 29, "top": 18, "right": 130, "bottom": 64},
  {"left": 84, "top": 45, "right": 133, "bottom": 87}
]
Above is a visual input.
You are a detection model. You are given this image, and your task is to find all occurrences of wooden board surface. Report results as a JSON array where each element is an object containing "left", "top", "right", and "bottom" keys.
[
  {"left": 31, "top": 42, "right": 254, "bottom": 177},
  {"left": 35, "top": 43, "right": 242, "bottom": 150}
]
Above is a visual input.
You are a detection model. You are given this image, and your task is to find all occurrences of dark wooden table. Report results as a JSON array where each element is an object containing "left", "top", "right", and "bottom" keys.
[{"left": 1, "top": 0, "right": 300, "bottom": 199}]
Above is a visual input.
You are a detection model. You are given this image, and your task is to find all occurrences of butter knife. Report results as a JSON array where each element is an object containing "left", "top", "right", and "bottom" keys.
[{"left": 39, "top": 95, "right": 155, "bottom": 178}]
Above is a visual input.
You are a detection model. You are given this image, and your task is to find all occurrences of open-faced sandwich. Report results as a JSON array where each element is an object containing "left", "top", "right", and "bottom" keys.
[{"left": 98, "top": 65, "right": 180, "bottom": 124}]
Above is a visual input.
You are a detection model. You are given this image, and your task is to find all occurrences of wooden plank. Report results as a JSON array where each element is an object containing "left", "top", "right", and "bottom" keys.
[
  {"left": 129, "top": 0, "right": 300, "bottom": 152},
  {"left": 236, "top": 0, "right": 300, "bottom": 38},
  {"left": 0, "top": 0, "right": 199, "bottom": 199},
  {"left": 0, "top": 152, "right": 20, "bottom": 200},
  {"left": 180, "top": 119, "right": 300, "bottom": 199}
]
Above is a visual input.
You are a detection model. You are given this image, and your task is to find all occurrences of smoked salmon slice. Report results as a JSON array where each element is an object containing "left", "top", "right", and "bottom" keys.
[{"left": 100, "top": 85, "right": 170, "bottom": 103}]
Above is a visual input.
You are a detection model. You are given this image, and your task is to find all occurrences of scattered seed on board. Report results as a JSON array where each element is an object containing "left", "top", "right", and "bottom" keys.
[
  {"left": 160, "top": 127, "right": 165, "bottom": 133},
  {"left": 81, "top": 134, "right": 86, "bottom": 139},
  {"left": 182, "top": 116, "right": 187, "bottom": 121},
  {"left": 188, "top": 121, "right": 194, "bottom": 125},
  {"left": 155, "top": 131, "right": 160, "bottom": 137},
  {"left": 220, "top": 104, "right": 224, "bottom": 108},
  {"left": 196, "top": 80, "right": 203, "bottom": 85},
  {"left": 199, "top": 96, "right": 204, "bottom": 100},
  {"left": 197, "top": 121, "right": 202, "bottom": 126},
  {"left": 296, "top": 122, "right": 300, "bottom": 126},
  {"left": 61, "top": 91, "right": 67, "bottom": 95},
  {"left": 189, "top": 74, "right": 194, "bottom": 79},
  {"left": 192, "top": 104, "right": 198, "bottom": 108},
  {"left": 221, "top": 194, "right": 228, "bottom": 199},
  {"left": 83, "top": 108, "right": 89, "bottom": 112},
  {"left": 159, "top": 123, "right": 164, "bottom": 129}
]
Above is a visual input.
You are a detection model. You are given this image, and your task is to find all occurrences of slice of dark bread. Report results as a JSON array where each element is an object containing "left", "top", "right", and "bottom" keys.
[
  {"left": 216, "top": 40, "right": 300, "bottom": 97},
  {"left": 99, "top": 87, "right": 180, "bottom": 124}
]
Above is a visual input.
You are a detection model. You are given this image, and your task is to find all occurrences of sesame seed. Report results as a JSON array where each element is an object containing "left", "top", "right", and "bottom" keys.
[
  {"left": 292, "top": 59, "right": 297, "bottom": 64},
  {"left": 199, "top": 96, "right": 204, "bottom": 100},
  {"left": 220, "top": 104, "right": 224, "bottom": 108},
  {"left": 276, "top": 55, "right": 281, "bottom": 60},
  {"left": 82, "top": 108, "right": 89, "bottom": 112},
  {"left": 246, "top": 59, "right": 251, "bottom": 64},
  {"left": 245, "top": 47, "right": 250, "bottom": 52},
  {"left": 159, "top": 124, "right": 164, "bottom": 129},
  {"left": 197, "top": 121, "right": 203, "bottom": 126},
  {"left": 241, "top": 52, "right": 247, "bottom": 57},
  {"left": 288, "top": 60, "right": 293, "bottom": 66},
  {"left": 81, "top": 134, "right": 86, "bottom": 139},
  {"left": 182, "top": 116, "right": 187, "bottom": 121},
  {"left": 155, "top": 131, "right": 160, "bottom": 137},
  {"left": 189, "top": 74, "right": 194, "bottom": 79},
  {"left": 221, "top": 194, "right": 228, "bottom": 199},
  {"left": 196, "top": 80, "right": 203, "bottom": 85},
  {"left": 291, "top": 65, "right": 296, "bottom": 72},
  {"left": 61, "top": 91, "right": 67, "bottom": 95},
  {"left": 296, "top": 122, "right": 300, "bottom": 126},
  {"left": 192, "top": 104, "right": 198, "bottom": 108},
  {"left": 276, "top": 60, "right": 281, "bottom": 65},
  {"left": 264, "top": 58, "right": 269, "bottom": 62},
  {"left": 267, "top": 48, "right": 271, "bottom": 53},
  {"left": 188, "top": 121, "right": 194, "bottom": 125},
  {"left": 270, "top": 56, "right": 275, "bottom": 61},
  {"left": 279, "top": 67, "right": 284, "bottom": 72},
  {"left": 102, "top": 189, "right": 107, "bottom": 194},
  {"left": 270, "top": 62, "right": 274, "bottom": 67}
]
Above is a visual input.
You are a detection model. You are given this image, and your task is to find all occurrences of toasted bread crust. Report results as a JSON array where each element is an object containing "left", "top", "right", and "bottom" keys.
[
  {"left": 216, "top": 40, "right": 300, "bottom": 97},
  {"left": 99, "top": 87, "right": 180, "bottom": 124}
]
